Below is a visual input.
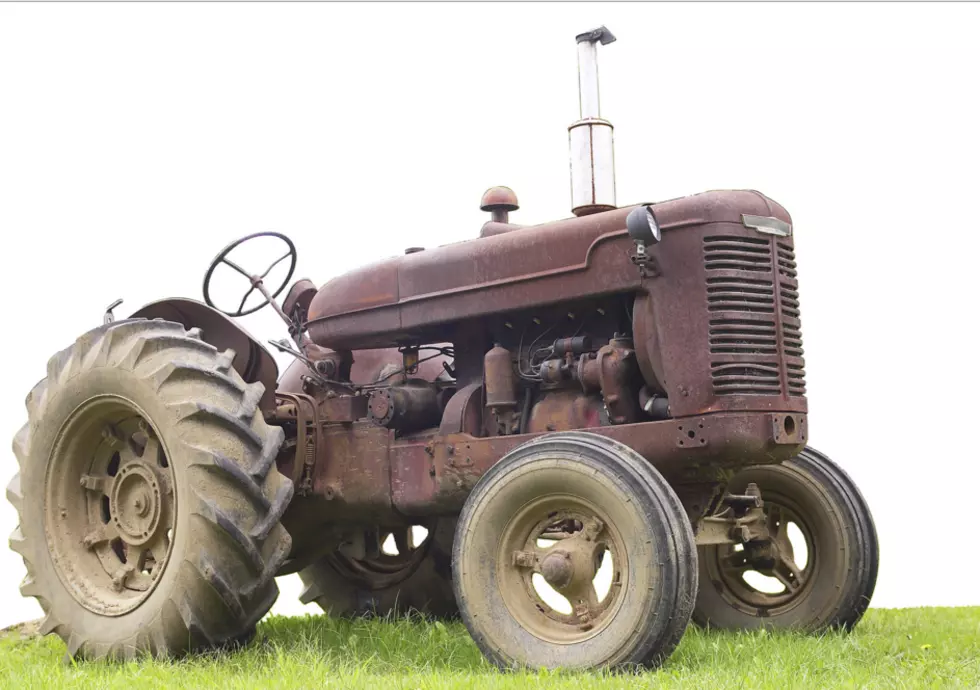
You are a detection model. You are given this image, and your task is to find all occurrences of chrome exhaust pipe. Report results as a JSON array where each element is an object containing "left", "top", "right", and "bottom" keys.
[{"left": 569, "top": 26, "right": 617, "bottom": 217}]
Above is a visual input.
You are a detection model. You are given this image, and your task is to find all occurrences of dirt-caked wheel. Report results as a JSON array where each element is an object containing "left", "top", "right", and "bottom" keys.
[
  {"left": 298, "top": 519, "right": 457, "bottom": 618},
  {"left": 693, "top": 446, "right": 878, "bottom": 632},
  {"left": 453, "top": 432, "right": 697, "bottom": 671},
  {"left": 6, "top": 319, "right": 293, "bottom": 659}
]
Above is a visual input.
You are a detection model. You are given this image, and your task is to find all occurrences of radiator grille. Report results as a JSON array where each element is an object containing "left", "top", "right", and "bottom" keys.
[
  {"left": 704, "top": 234, "right": 806, "bottom": 397},
  {"left": 777, "top": 240, "right": 806, "bottom": 395}
]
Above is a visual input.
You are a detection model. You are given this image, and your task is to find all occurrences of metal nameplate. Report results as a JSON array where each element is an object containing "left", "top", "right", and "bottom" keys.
[{"left": 742, "top": 214, "right": 793, "bottom": 237}]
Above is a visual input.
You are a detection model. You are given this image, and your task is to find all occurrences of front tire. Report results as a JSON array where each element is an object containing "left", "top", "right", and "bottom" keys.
[
  {"left": 453, "top": 432, "right": 697, "bottom": 671},
  {"left": 693, "top": 446, "right": 878, "bottom": 632},
  {"left": 6, "top": 319, "right": 293, "bottom": 659}
]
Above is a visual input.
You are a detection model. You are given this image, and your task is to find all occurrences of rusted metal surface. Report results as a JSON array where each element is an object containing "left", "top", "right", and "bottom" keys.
[
  {"left": 578, "top": 339, "right": 642, "bottom": 424},
  {"left": 479, "top": 221, "right": 525, "bottom": 238},
  {"left": 132, "top": 298, "right": 279, "bottom": 411},
  {"left": 312, "top": 421, "right": 392, "bottom": 518},
  {"left": 282, "top": 278, "right": 318, "bottom": 322},
  {"left": 695, "top": 483, "right": 769, "bottom": 546},
  {"left": 480, "top": 186, "right": 519, "bottom": 224},
  {"left": 306, "top": 190, "right": 803, "bottom": 417},
  {"left": 273, "top": 392, "right": 322, "bottom": 495},
  {"left": 320, "top": 393, "right": 368, "bottom": 424},
  {"left": 632, "top": 194, "right": 806, "bottom": 417},
  {"left": 267, "top": 190, "right": 809, "bottom": 543},
  {"left": 391, "top": 411, "right": 806, "bottom": 517},
  {"left": 484, "top": 344, "right": 518, "bottom": 435},
  {"left": 438, "top": 382, "right": 483, "bottom": 436},
  {"left": 271, "top": 190, "right": 809, "bottom": 567},
  {"left": 307, "top": 204, "right": 641, "bottom": 348},
  {"left": 367, "top": 382, "right": 442, "bottom": 432},
  {"left": 526, "top": 390, "right": 603, "bottom": 433}
]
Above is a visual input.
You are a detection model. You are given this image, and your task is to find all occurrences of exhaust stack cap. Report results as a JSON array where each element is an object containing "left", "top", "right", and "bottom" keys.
[
  {"left": 569, "top": 26, "right": 617, "bottom": 217},
  {"left": 576, "top": 26, "right": 617, "bottom": 46}
]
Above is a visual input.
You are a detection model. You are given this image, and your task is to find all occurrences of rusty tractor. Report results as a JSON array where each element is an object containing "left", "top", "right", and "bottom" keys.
[{"left": 7, "top": 26, "right": 877, "bottom": 670}]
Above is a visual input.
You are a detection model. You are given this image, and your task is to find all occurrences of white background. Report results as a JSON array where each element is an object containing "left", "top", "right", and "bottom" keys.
[{"left": 1, "top": 3, "right": 978, "bottom": 629}]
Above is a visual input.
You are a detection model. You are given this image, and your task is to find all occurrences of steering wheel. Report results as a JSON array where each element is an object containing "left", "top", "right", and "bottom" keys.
[{"left": 202, "top": 232, "right": 297, "bottom": 317}]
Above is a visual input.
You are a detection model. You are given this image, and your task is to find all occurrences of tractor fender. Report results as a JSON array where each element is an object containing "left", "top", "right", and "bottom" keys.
[{"left": 130, "top": 298, "right": 279, "bottom": 412}]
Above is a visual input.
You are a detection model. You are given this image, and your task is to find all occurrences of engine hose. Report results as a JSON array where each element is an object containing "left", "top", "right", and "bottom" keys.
[{"left": 518, "top": 386, "right": 533, "bottom": 434}]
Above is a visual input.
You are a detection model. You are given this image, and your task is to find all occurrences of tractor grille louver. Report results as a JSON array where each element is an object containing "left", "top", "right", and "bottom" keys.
[
  {"left": 777, "top": 240, "right": 806, "bottom": 396},
  {"left": 704, "top": 235, "right": 806, "bottom": 397}
]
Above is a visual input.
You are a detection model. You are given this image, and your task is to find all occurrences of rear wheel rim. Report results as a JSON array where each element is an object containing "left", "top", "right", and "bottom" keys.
[
  {"left": 705, "top": 488, "right": 818, "bottom": 616},
  {"left": 44, "top": 396, "right": 176, "bottom": 616},
  {"left": 329, "top": 525, "right": 433, "bottom": 589}
]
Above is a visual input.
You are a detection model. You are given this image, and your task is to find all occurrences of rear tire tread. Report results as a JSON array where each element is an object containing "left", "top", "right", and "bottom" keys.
[{"left": 6, "top": 319, "right": 293, "bottom": 660}]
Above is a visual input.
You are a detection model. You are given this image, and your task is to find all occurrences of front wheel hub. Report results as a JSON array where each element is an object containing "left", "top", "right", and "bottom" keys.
[{"left": 539, "top": 551, "right": 574, "bottom": 589}]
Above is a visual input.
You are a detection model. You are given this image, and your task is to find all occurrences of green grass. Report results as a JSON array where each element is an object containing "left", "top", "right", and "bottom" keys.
[{"left": 0, "top": 608, "right": 977, "bottom": 689}]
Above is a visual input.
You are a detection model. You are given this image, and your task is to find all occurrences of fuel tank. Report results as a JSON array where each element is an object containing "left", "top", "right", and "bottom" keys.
[{"left": 307, "top": 190, "right": 791, "bottom": 351}]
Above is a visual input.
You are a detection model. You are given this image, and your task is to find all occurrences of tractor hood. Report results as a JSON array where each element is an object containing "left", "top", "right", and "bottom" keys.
[{"left": 306, "top": 190, "right": 790, "bottom": 351}]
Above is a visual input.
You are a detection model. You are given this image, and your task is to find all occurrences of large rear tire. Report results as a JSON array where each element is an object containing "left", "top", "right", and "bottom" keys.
[
  {"left": 692, "top": 446, "right": 878, "bottom": 632},
  {"left": 454, "top": 432, "right": 697, "bottom": 671},
  {"left": 298, "top": 520, "right": 457, "bottom": 618},
  {"left": 6, "top": 319, "right": 293, "bottom": 659}
]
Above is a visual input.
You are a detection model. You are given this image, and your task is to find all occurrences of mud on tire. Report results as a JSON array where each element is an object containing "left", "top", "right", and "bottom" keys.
[
  {"left": 692, "top": 446, "right": 878, "bottom": 632},
  {"left": 6, "top": 319, "right": 293, "bottom": 659},
  {"left": 454, "top": 431, "right": 697, "bottom": 671}
]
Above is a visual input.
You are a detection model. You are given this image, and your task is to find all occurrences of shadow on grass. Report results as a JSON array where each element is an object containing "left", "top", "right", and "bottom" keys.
[
  {"left": 13, "top": 607, "right": 970, "bottom": 682},
  {"left": 247, "top": 613, "right": 795, "bottom": 676},
  {"left": 250, "top": 613, "right": 490, "bottom": 672}
]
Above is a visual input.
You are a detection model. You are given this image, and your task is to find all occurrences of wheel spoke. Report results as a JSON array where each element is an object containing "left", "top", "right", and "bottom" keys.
[
  {"left": 512, "top": 548, "right": 548, "bottom": 572},
  {"left": 82, "top": 522, "right": 120, "bottom": 549},
  {"left": 767, "top": 505, "right": 785, "bottom": 539},
  {"left": 582, "top": 517, "right": 605, "bottom": 542},
  {"left": 147, "top": 531, "right": 170, "bottom": 566},
  {"left": 569, "top": 582, "right": 602, "bottom": 625},
  {"left": 141, "top": 435, "right": 160, "bottom": 463},
  {"left": 124, "top": 570, "right": 153, "bottom": 592},
  {"left": 110, "top": 563, "right": 135, "bottom": 592},
  {"left": 157, "top": 470, "right": 174, "bottom": 502},
  {"left": 260, "top": 250, "right": 293, "bottom": 279},
  {"left": 770, "top": 552, "right": 804, "bottom": 591},
  {"left": 393, "top": 527, "right": 414, "bottom": 555},
  {"left": 237, "top": 284, "right": 258, "bottom": 315},
  {"left": 79, "top": 473, "right": 108, "bottom": 493},
  {"left": 221, "top": 257, "right": 253, "bottom": 279},
  {"left": 117, "top": 433, "right": 141, "bottom": 464},
  {"left": 720, "top": 549, "right": 751, "bottom": 573}
]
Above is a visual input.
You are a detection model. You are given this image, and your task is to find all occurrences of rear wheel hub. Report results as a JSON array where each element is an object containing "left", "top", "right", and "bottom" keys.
[
  {"left": 111, "top": 462, "right": 163, "bottom": 546},
  {"left": 45, "top": 397, "right": 176, "bottom": 615}
]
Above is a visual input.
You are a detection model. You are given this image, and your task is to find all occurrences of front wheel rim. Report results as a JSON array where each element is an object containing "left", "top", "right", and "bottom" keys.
[{"left": 497, "top": 494, "right": 627, "bottom": 644}]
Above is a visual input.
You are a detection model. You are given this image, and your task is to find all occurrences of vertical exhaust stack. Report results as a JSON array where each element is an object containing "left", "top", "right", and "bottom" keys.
[{"left": 569, "top": 26, "right": 617, "bottom": 217}]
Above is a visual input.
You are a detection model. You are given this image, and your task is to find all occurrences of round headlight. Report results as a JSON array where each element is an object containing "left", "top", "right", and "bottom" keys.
[{"left": 626, "top": 205, "right": 661, "bottom": 246}]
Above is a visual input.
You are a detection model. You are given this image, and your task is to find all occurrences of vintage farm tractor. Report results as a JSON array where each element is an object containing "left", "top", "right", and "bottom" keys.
[{"left": 7, "top": 27, "right": 877, "bottom": 670}]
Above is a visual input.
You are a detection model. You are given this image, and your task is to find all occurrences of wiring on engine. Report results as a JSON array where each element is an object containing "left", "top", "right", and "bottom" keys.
[{"left": 360, "top": 346, "right": 456, "bottom": 388}]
